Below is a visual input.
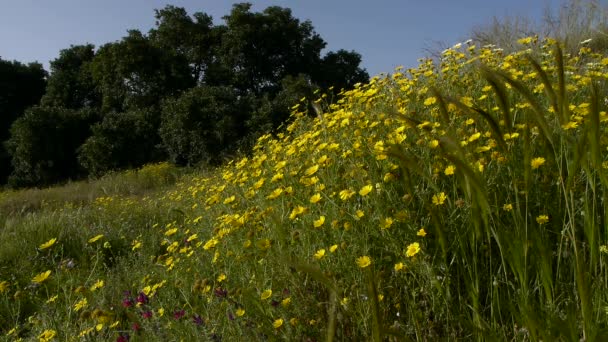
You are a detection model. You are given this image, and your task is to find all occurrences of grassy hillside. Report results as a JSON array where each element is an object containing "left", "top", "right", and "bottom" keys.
[{"left": 2, "top": 37, "right": 608, "bottom": 341}]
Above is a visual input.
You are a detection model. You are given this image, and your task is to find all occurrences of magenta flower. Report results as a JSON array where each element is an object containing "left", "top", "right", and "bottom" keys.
[
  {"left": 174, "top": 309, "right": 186, "bottom": 320},
  {"left": 136, "top": 292, "right": 149, "bottom": 305},
  {"left": 117, "top": 333, "right": 130, "bottom": 342}
]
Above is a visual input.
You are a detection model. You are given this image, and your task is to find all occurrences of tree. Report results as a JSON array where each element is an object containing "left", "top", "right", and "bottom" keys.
[
  {"left": 159, "top": 86, "right": 249, "bottom": 166},
  {"left": 0, "top": 58, "right": 47, "bottom": 184},
  {"left": 246, "top": 74, "right": 316, "bottom": 137},
  {"left": 6, "top": 106, "right": 97, "bottom": 187},
  {"left": 148, "top": 5, "right": 220, "bottom": 84},
  {"left": 78, "top": 109, "right": 162, "bottom": 176},
  {"left": 218, "top": 3, "right": 327, "bottom": 95},
  {"left": 41, "top": 44, "right": 100, "bottom": 109},
  {"left": 89, "top": 30, "right": 194, "bottom": 113},
  {"left": 312, "top": 50, "right": 369, "bottom": 95}
]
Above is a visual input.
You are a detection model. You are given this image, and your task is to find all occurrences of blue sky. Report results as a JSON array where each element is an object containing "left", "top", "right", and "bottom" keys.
[{"left": 0, "top": 0, "right": 571, "bottom": 76}]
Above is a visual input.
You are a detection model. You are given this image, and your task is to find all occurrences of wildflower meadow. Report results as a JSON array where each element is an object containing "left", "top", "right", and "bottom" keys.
[{"left": 2, "top": 37, "right": 608, "bottom": 340}]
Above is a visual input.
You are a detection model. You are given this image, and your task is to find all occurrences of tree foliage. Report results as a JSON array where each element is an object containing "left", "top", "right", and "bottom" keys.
[
  {"left": 160, "top": 86, "right": 248, "bottom": 166},
  {"left": 3, "top": 3, "right": 369, "bottom": 187},
  {"left": 78, "top": 109, "right": 161, "bottom": 176},
  {"left": 0, "top": 58, "right": 47, "bottom": 184},
  {"left": 6, "top": 106, "right": 96, "bottom": 187},
  {"left": 41, "top": 44, "right": 100, "bottom": 109}
]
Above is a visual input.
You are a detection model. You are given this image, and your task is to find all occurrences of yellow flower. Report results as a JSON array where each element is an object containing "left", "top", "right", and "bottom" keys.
[
  {"left": 531, "top": 157, "right": 546, "bottom": 169},
  {"left": 131, "top": 240, "right": 142, "bottom": 250},
  {"left": 281, "top": 297, "right": 291, "bottom": 307},
  {"left": 339, "top": 189, "right": 356, "bottom": 201},
  {"left": 217, "top": 274, "right": 227, "bottom": 282},
  {"left": 394, "top": 262, "right": 405, "bottom": 271},
  {"left": 380, "top": 217, "right": 394, "bottom": 230},
  {"left": 39, "top": 238, "right": 57, "bottom": 250},
  {"left": 503, "top": 203, "right": 513, "bottom": 211},
  {"left": 0, "top": 280, "right": 9, "bottom": 293},
  {"left": 432, "top": 192, "right": 447, "bottom": 205},
  {"left": 417, "top": 228, "right": 427, "bottom": 237},
  {"left": 32, "top": 270, "right": 52, "bottom": 284},
  {"left": 273, "top": 318, "right": 284, "bottom": 329},
  {"left": 236, "top": 308, "right": 245, "bottom": 317},
  {"left": 88, "top": 234, "right": 104, "bottom": 243},
  {"left": 74, "top": 298, "right": 88, "bottom": 311},
  {"left": 329, "top": 244, "right": 338, "bottom": 253},
  {"left": 536, "top": 215, "right": 549, "bottom": 224},
  {"left": 358, "top": 184, "right": 373, "bottom": 196},
  {"left": 313, "top": 216, "right": 325, "bottom": 228},
  {"left": 261, "top": 289, "right": 272, "bottom": 300},
  {"left": 517, "top": 36, "right": 534, "bottom": 44},
  {"left": 356, "top": 256, "right": 372, "bottom": 268},
  {"left": 444, "top": 165, "right": 455, "bottom": 175},
  {"left": 266, "top": 187, "right": 283, "bottom": 199},
  {"left": 38, "top": 329, "right": 57, "bottom": 342},
  {"left": 223, "top": 195, "right": 235, "bottom": 204},
  {"left": 271, "top": 172, "right": 284, "bottom": 182},
  {"left": 90, "top": 279, "right": 104, "bottom": 291},
  {"left": 468, "top": 132, "right": 481, "bottom": 142},
  {"left": 289, "top": 206, "right": 307, "bottom": 220},
  {"left": 46, "top": 295, "right": 59, "bottom": 303},
  {"left": 310, "top": 193, "right": 322, "bottom": 204},
  {"left": 424, "top": 96, "right": 437, "bottom": 106},
  {"left": 304, "top": 165, "right": 319, "bottom": 176},
  {"left": 406, "top": 242, "right": 421, "bottom": 257},
  {"left": 314, "top": 249, "right": 326, "bottom": 260}
]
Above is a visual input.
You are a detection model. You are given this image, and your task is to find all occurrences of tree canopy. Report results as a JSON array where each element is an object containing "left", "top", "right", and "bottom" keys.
[
  {"left": 0, "top": 58, "right": 47, "bottom": 184},
  {"left": 2, "top": 3, "right": 369, "bottom": 187}
]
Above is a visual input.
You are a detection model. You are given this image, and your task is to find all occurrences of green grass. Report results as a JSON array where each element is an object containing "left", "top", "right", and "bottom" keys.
[{"left": 2, "top": 38, "right": 608, "bottom": 341}]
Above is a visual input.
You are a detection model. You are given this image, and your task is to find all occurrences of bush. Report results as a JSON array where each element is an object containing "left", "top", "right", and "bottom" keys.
[
  {"left": 78, "top": 109, "right": 163, "bottom": 176},
  {"left": 6, "top": 106, "right": 97, "bottom": 187},
  {"left": 159, "top": 86, "right": 249, "bottom": 166}
]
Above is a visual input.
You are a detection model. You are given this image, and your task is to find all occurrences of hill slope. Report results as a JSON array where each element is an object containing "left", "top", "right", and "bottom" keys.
[{"left": 2, "top": 37, "right": 608, "bottom": 340}]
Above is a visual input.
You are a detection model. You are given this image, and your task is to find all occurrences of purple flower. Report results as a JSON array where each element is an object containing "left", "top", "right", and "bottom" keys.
[
  {"left": 116, "top": 333, "right": 130, "bottom": 342},
  {"left": 174, "top": 309, "right": 186, "bottom": 320},
  {"left": 142, "top": 310, "right": 153, "bottom": 319},
  {"left": 193, "top": 314, "right": 204, "bottom": 325},
  {"left": 214, "top": 287, "right": 228, "bottom": 298},
  {"left": 136, "top": 292, "right": 149, "bottom": 305},
  {"left": 122, "top": 298, "right": 134, "bottom": 308}
]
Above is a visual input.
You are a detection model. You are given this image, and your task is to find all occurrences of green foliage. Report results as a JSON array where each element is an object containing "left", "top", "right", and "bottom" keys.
[
  {"left": 313, "top": 49, "right": 370, "bottom": 95},
  {"left": 89, "top": 30, "right": 195, "bottom": 113},
  {"left": 40, "top": 44, "right": 100, "bottom": 109},
  {"left": 3, "top": 3, "right": 368, "bottom": 188},
  {"left": 6, "top": 106, "right": 97, "bottom": 187},
  {"left": 3, "top": 39, "right": 608, "bottom": 340},
  {"left": 0, "top": 58, "right": 47, "bottom": 183},
  {"left": 247, "top": 74, "right": 317, "bottom": 139},
  {"left": 148, "top": 5, "right": 218, "bottom": 83},
  {"left": 218, "top": 3, "right": 326, "bottom": 94},
  {"left": 159, "top": 86, "right": 249, "bottom": 166},
  {"left": 78, "top": 109, "right": 163, "bottom": 176}
]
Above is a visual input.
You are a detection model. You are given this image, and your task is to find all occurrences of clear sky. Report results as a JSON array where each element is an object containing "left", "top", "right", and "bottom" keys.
[{"left": 0, "top": 0, "right": 579, "bottom": 77}]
